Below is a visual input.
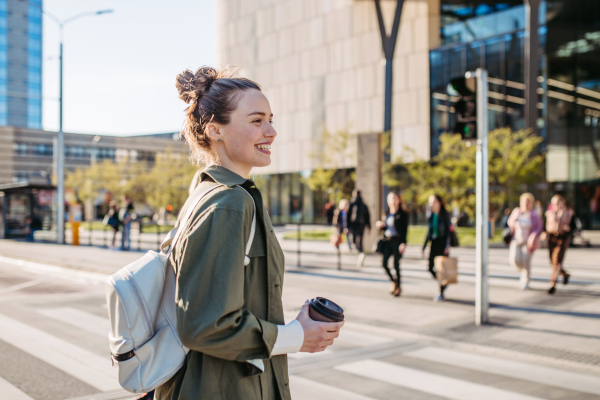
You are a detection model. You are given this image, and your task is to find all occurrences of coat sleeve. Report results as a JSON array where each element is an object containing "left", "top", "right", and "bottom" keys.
[
  {"left": 174, "top": 202, "right": 278, "bottom": 363},
  {"left": 423, "top": 218, "right": 431, "bottom": 251},
  {"left": 397, "top": 211, "right": 408, "bottom": 245}
]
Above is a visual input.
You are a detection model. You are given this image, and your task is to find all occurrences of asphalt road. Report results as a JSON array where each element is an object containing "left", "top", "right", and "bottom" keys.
[{"left": 1, "top": 244, "right": 600, "bottom": 400}]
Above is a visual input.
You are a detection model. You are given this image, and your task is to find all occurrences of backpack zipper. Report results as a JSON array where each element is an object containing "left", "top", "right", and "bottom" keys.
[{"left": 119, "top": 269, "right": 153, "bottom": 340}]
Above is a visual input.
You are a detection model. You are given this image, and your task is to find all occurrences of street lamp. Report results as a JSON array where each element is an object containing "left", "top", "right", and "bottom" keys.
[
  {"left": 90, "top": 135, "right": 102, "bottom": 165},
  {"left": 26, "top": 2, "right": 113, "bottom": 243}
]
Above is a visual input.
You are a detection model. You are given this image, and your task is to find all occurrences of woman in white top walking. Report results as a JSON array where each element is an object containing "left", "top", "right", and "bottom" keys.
[{"left": 507, "top": 193, "right": 543, "bottom": 290}]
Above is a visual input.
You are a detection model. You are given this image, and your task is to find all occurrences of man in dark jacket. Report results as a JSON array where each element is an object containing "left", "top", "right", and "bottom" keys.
[{"left": 348, "top": 189, "right": 371, "bottom": 266}]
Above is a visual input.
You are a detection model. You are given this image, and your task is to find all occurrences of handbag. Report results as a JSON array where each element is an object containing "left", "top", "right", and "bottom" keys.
[
  {"left": 502, "top": 227, "right": 513, "bottom": 246},
  {"left": 105, "top": 185, "right": 256, "bottom": 393},
  {"left": 434, "top": 256, "right": 458, "bottom": 285},
  {"left": 449, "top": 225, "right": 459, "bottom": 247},
  {"left": 103, "top": 213, "right": 119, "bottom": 229}
]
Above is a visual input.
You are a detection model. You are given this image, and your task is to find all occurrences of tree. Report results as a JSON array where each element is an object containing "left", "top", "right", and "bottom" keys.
[
  {"left": 304, "top": 128, "right": 356, "bottom": 202},
  {"left": 142, "top": 151, "right": 198, "bottom": 213},
  {"left": 65, "top": 148, "right": 198, "bottom": 216},
  {"left": 385, "top": 128, "right": 544, "bottom": 220}
]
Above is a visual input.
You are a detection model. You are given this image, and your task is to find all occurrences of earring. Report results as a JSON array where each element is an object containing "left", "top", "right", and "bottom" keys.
[{"left": 217, "top": 138, "right": 222, "bottom": 142}]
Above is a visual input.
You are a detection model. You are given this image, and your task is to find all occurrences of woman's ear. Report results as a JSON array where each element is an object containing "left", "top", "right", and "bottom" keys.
[{"left": 206, "top": 123, "right": 222, "bottom": 142}]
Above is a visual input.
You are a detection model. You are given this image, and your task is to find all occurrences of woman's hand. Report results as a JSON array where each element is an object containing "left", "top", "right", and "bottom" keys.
[
  {"left": 295, "top": 302, "right": 343, "bottom": 353},
  {"left": 375, "top": 221, "right": 385, "bottom": 229},
  {"left": 399, "top": 243, "right": 406, "bottom": 254}
]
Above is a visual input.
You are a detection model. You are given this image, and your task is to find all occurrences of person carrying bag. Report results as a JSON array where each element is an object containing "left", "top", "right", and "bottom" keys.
[{"left": 422, "top": 194, "right": 454, "bottom": 302}]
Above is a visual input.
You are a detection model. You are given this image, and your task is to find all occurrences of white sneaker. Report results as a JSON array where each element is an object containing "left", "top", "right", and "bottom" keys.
[
  {"left": 520, "top": 282, "right": 530, "bottom": 291},
  {"left": 357, "top": 252, "right": 365, "bottom": 267},
  {"left": 434, "top": 294, "right": 445, "bottom": 302}
]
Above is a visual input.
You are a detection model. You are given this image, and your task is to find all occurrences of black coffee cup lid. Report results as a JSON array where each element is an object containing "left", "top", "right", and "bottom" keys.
[{"left": 310, "top": 297, "right": 344, "bottom": 321}]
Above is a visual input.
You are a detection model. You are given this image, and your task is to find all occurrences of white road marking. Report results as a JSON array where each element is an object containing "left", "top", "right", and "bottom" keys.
[
  {"left": 406, "top": 346, "right": 600, "bottom": 396},
  {"left": 0, "top": 277, "right": 48, "bottom": 295},
  {"left": 37, "top": 307, "right": 110, "bottom": 337},
  {"left": 0, "top": 313, "right": 120, "bottom": 391},
  {"left": 0, "top": 376, "right": 34, "bottom": 400},
  {"left": 335, "top": 359, "right": 546, "bottom": 400},
  {"left": 0, "top": 255, "right": 107, "bottom": 284},
  {"left": 289, "top": 375, "right": 375, "bottom": 400}
]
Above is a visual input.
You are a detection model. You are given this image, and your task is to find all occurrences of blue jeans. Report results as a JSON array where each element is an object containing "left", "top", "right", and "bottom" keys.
[{"left": 121, "top": 223, "right": 131, "bottom": 250}]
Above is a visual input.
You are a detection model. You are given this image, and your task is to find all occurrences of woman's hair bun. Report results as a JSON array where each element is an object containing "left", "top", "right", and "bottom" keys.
[{"left": 175, "top": 66, "right": 219, "bottom": 104}]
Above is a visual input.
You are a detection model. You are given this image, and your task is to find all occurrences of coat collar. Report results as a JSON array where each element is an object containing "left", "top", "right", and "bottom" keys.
[{"left": 200, "top": 164, "right": 251, "bottom": 188}]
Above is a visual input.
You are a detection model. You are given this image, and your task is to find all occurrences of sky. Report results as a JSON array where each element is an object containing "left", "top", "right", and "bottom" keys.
[{"left": 42, "top": 0, "right": 216, "bottom": 136}]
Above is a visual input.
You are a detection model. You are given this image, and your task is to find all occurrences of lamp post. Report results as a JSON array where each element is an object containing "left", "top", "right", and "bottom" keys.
[{"left": 29, "top": 4, "right": 113, "bottom": 243}]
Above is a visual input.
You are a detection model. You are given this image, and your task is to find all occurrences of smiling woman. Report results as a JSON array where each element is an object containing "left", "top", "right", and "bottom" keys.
[{"left": 153, "top": 67, "right": 344, "bottom": 400}]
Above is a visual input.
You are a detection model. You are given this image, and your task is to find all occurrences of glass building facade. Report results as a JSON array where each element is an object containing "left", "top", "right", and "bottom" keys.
[
  {"left": 27, "top": 0, "right": 42, "bottom": 129},
  {"left": 0, "top": 0, "right": 42, "bottom": 129},
  {"left": 430, "top": 0, "right": 600, "bottom": 229}
]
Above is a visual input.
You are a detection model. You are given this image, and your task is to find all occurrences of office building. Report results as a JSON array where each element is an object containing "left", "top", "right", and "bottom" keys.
[
  {"left": 1, "top": 0, "right": 42, "bottom": 128},
  {"left": 217, "top": 0, "right": 600, "bottom": 229}
]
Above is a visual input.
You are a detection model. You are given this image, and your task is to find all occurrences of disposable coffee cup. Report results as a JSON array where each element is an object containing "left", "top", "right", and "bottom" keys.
[{"left": 308, "top": 297, "right": 344, "bottom": 322}]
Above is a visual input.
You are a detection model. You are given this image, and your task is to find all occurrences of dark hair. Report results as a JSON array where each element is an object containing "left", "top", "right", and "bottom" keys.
[
  {"left": 176, "top": 66, "right": 261, "bottom": 165},
  {"left": 433, "top": 194, "right": 448, "bottom": 216}
]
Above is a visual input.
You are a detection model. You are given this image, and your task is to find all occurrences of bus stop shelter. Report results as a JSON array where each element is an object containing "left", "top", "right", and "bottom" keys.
[{"left": 0, "top": 182, "right": 55, "bottom": 239}]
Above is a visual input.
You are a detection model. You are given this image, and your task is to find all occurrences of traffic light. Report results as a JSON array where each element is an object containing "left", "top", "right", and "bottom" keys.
[{"left": 449, "top": 74, "right": 477, "bottom": 140}]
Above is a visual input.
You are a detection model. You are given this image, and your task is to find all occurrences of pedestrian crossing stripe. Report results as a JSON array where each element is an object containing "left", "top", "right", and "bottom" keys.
[
  {"left": 289, "top": 375, "right": 375, "bottom": 400},
  {"left": 37, "top": 307, "right": 110, "bottom": 338},
  {"left": 335, "top": 359, "right": 546, "bottom": 400},
  {"left": 0, "top": 313, "right": 120, "bottom": 392},
  {"left": 405, "top": 346, "right": 600, "bottom": 396},
  {"left": 0, "top": 376, "right": 34, "bottom": 400}
]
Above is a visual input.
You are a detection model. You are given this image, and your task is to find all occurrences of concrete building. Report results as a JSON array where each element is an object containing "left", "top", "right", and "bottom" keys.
[
  {"left": 1, "top": 0, "right": 43, "bottom": 128},
  {"left": 217, "top": 0, "right": 600, "bottom": 229}
]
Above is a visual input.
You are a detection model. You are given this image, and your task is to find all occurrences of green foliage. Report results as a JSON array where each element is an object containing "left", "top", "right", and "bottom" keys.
[
  {"left": 143, "top": 152, "right": 198, "bottom": 213},
  {"left": 66, "top": 148, "right": 198, "bottom": 215},
  {"left": 303, "top": 128, "right": 356, "bottom": 202},
  {"left": 385, "top": 128, "right": 544, "bottom": 219}
]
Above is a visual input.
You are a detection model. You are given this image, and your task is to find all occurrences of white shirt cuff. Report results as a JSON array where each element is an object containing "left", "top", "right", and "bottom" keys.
[{"left": 271, "top": 319, "right": 304, "bottom": 356}]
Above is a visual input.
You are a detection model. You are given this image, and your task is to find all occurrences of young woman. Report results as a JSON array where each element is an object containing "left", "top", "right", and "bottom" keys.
[
  {"left": 376, "top": 192, "right": 408, "bottom": 297},
  {"left": 333, "top": 199, "right": 351, "bottom": 251},
  {"left": 155, "top": 67, "right": 343, "bottom": 400},
  {"left": 545, "top": 194, "right": 574, "bottom": 294},
  {"left": 507, "top": 193, "right": 543, "bottom": 290},
  {"left": 422, "top": 194, "right": 452, "bottom": 302}
]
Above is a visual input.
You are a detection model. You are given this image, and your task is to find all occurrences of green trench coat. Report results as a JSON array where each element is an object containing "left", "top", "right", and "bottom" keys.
[{"left": 155, "top": 165, "right": 291, "bottom": 400}]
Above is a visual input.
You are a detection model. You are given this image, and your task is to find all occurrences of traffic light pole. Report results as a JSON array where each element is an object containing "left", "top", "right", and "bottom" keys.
[{"left": 474, "top": 68, "right": 489, "bottom": 325}]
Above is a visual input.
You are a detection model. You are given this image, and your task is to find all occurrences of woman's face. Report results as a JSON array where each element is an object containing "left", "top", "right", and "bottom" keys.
[
  {"left": 214, "top": 89, "right": 277, "bottom": 170},
  {"left": 388, "top": 193, "right": 400, "bottom": 211},
  {"left": 551, "top": 197, "right": 565, "bottom": 210},
  {"left": 520, "top": 197, "right": 532, "bottom": 211},
  {"left": 428, "top": 195, "right": 440, "bottom": 213}
]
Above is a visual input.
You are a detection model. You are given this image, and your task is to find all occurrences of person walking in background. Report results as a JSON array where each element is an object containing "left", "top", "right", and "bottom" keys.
[
  {"left": 333, "top": 199, "right": 352, "bottom": 251},
  {"left": 376, "top": 192, "right": 408, "bottom": 297},
  {"left": 546, "top": 194, "right": 574, "bottom": 294},
  {"left": 119, "top": 199, "right": 133, "bottom": 251},
  {"left": 507, "top": 193, "right": 543, "bottom": 290},
  {"left": 325, "top": 199, "right": 336, "bottom": 226},
  {"left": 104, "top": 200, "right": 121, "bottom": 250},
  {"left": 348, "top": 189, "right": 371, "bottom": 266},
  {"left": 422, "top": 194, "right": 452, "bottom": 302}
]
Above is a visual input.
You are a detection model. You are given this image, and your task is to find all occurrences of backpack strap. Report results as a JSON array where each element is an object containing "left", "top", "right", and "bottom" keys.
[{"left": 161, "top": 184, "right": 257, "bottom": 268}]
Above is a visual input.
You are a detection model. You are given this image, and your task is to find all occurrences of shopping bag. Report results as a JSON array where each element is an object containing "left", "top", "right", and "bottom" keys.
[{"left": 434, "top": 256, "right": 458, "bottom": 285}]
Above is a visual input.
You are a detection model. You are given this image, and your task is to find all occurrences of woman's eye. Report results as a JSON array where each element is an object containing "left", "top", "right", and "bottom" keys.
[
  {"left": 253, "top": 119, "right": 261, "bottom": 123},
  {"left": 269, "top": 120, "right": 274, "bottom": 125}
]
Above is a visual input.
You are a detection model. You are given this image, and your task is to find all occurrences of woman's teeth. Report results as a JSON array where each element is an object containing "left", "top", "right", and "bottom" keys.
[{"left": 257, "top": 144, "right": 271, "bottom": 150}]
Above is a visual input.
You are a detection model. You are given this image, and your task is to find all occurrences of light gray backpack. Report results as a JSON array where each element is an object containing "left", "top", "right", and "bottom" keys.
[{"left": 105, "top": 185, "right": 256, "bottom": 393}]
